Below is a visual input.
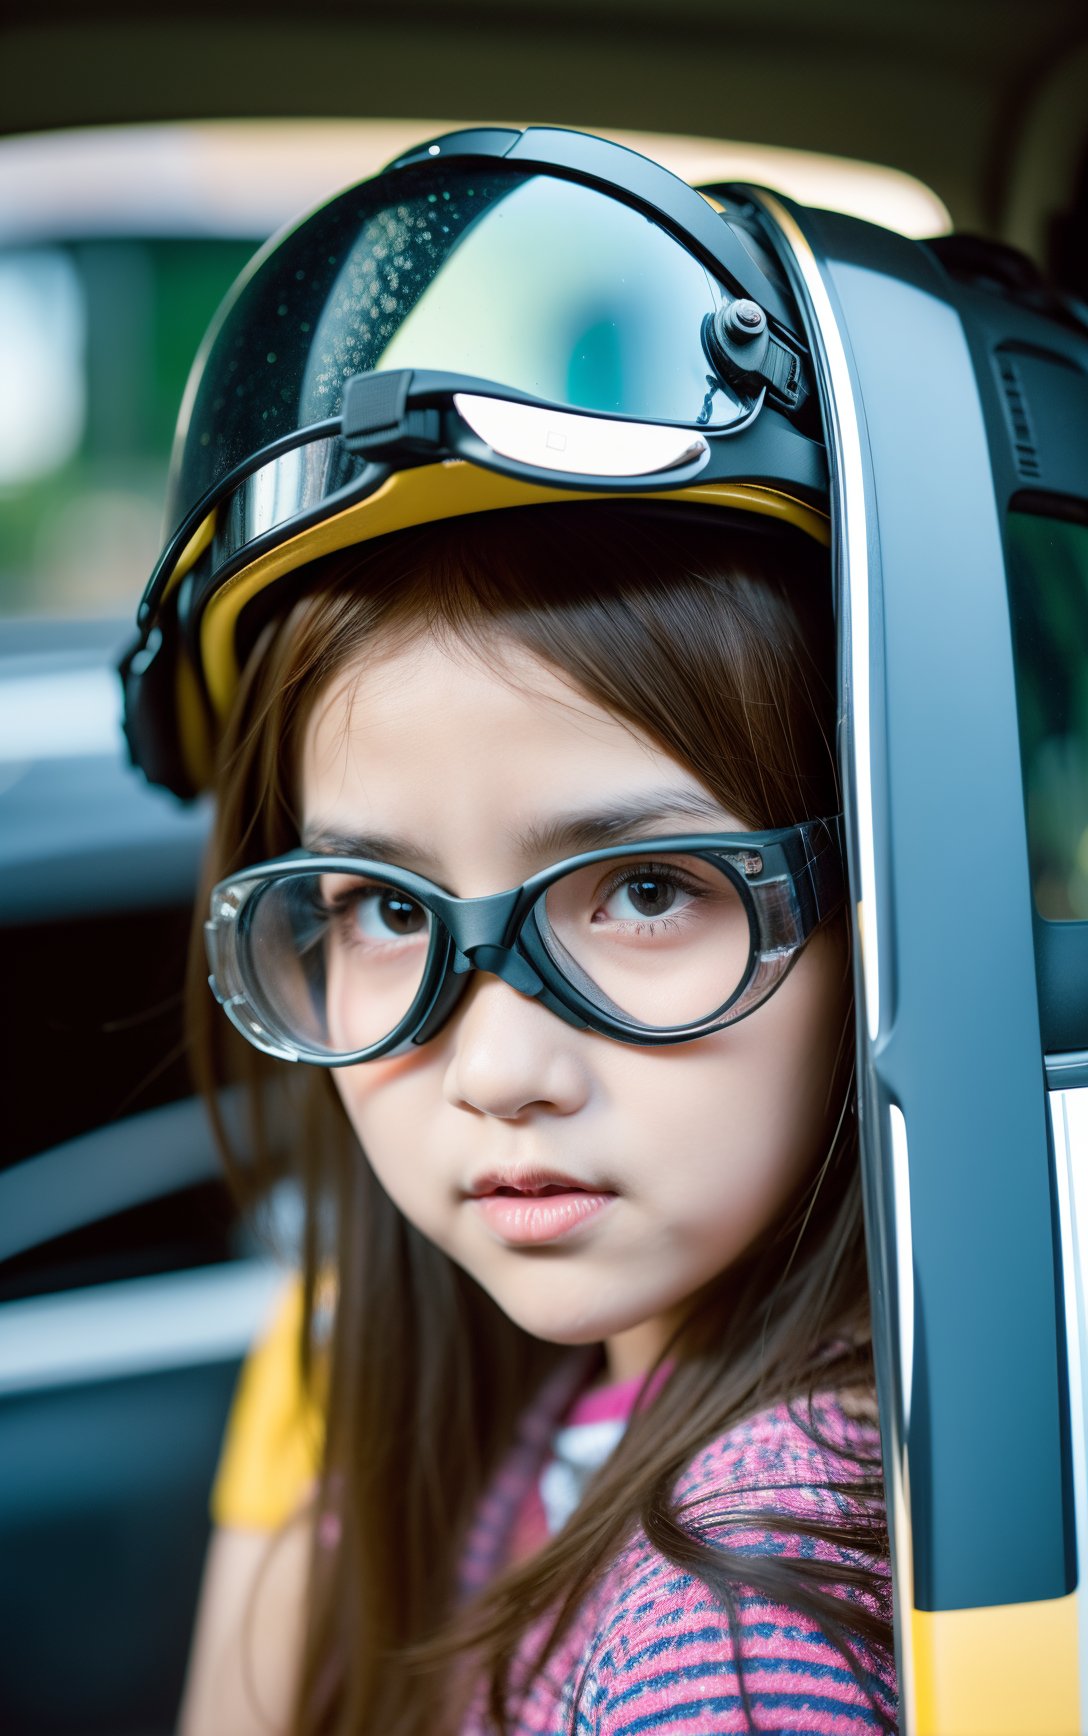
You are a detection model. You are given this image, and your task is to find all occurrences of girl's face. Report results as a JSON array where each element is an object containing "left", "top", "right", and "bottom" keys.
[{"left": 301, "top": 631, "right": 847, "bottom": 1380}]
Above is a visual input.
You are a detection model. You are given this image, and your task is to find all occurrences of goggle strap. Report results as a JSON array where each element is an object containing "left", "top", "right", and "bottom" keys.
[{"left": 800, "top": 816, "right": 848, "bottom": 926}]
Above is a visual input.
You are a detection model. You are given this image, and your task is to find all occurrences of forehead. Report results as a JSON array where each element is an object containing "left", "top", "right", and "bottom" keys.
[
  {"left": 304, "top": 630, "right": 664, "bottom": 782},
  {"left": 299, "top": 631, "right": 739, "bottom": 878},
  {"left": 331, "top": 630, "right": 596, "bottom": 705}
]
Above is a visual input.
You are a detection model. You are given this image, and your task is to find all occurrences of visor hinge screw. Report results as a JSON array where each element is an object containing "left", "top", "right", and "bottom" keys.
[
  {"left": 708, "top": 300, "right": 809, "bottom": 413},
  {"left": 725, "top": 299, "right": 768, "bottom": 341}
]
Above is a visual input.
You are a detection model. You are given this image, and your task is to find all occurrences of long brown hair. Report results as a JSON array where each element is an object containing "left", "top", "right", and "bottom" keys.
[{"left": 190, "top": 502, "right": 893, "bottom": 1735}]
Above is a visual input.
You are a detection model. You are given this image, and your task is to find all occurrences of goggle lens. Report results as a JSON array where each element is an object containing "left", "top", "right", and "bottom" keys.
[
  {"left": 241, "top": 872, "right": 436, "bottom": 1057},
  {"left": 534, "top": 852, "right": 752, "bottom": 1029}
]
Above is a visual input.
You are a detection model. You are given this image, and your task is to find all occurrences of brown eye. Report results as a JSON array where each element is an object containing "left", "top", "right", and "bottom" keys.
[
  {"left": 599, "top": 873, "right": 688, "bottom": 922},
  {"left": 318, "top": 876, "right": 430, "bottom": 945},
  {"left": 348, "top": 888, "right": 428, "bottom": 942}
]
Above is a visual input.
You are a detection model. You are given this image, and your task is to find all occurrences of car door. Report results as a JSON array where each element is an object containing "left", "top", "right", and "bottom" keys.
[{"left": 784, "top": 202, "right": 1088, "bottom": 1733}]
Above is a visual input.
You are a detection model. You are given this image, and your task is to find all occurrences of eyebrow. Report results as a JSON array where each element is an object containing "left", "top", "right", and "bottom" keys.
[{"left": 302, "top": 788, "right": 735, "bottom": 875}]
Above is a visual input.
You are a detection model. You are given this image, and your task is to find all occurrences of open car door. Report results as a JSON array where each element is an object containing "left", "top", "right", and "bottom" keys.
[{"left": 767, "top": 194, "right": 1088, "bottom": 1732}]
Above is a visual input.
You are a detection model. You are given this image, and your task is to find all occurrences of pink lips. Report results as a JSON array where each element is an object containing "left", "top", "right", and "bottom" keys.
[{"left": 467, "top": 1170, "right": 617, "bottom": 1245}]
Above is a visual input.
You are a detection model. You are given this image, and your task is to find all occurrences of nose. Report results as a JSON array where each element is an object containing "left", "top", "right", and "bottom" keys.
[{"left": 441, "top": 969, "right": 592, "bottom": 1120}]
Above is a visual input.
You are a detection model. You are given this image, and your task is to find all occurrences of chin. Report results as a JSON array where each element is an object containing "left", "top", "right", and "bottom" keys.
[
  {"left": 484, "top": 1284, "right": 646, "bottom": 1349},
  {"left": 489, "top": 1301, "right": 608, "bottom": 1347}
]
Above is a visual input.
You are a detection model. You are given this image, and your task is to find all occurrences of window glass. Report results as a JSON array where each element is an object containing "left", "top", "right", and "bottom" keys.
[
  {"left": 1006, "top": 508, "right": 1088, "bottom": 921},
  {"left": 0, "top": 238, "right": 253, "bottom": 618}
]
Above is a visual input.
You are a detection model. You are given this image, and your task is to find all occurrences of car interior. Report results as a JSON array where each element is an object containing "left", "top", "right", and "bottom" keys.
[{"left": 2, "top": 3, "right": 1087, "bottom": 1729}]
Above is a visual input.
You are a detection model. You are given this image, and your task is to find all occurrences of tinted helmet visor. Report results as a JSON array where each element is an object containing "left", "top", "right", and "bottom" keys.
[
  {"left": 144, "top": 163, "right": 786, "bottom": 612},
  {"left": 178, "top": 163, "right": 755, "bottom": 510}
]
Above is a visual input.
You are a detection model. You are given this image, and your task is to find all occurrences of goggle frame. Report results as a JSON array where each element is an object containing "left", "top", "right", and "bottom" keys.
[{"left": 204, "top": 817, "right": 845, "bottom": 1066}]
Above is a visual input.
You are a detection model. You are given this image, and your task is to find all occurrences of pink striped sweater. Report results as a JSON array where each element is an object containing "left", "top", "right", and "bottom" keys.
[{"left": 457, "top": 1353, "right": 898, "bottom": 1735}]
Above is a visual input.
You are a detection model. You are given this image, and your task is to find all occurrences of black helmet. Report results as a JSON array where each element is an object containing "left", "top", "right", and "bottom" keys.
[{"left": 121, "top": 126, "right": 831, "bottom": 797}]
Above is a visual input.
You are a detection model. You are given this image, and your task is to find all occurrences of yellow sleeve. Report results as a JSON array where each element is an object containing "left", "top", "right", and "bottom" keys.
[{"left": 210, "top": 1272, "right": 327, "bottom": 1530}]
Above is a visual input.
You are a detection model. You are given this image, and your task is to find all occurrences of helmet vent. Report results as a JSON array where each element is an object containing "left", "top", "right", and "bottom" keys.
[{"left": 995, "top": 354, "right": 1042, "bottom": 480}]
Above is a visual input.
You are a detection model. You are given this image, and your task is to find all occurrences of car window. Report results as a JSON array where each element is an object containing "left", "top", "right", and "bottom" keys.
[
  {"left": 1006, "top": 506, "right": 1088, "bottom": 921},
  {"left": 0, "top": 238, "right": 254, "bottom": 618}
]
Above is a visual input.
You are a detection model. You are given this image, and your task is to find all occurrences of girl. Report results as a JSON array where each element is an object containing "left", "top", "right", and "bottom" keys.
[{"left": 174, "top": 499, "right": 897, "bottom": 1736}]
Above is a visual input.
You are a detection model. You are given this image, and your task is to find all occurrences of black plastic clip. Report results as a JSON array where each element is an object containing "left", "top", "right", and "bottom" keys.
[
  {"left": 706, "top": 301, "right": 810, "bottom": 413},
  {"left": 341, "top": 370, "right": 444, "bottom": 460}
]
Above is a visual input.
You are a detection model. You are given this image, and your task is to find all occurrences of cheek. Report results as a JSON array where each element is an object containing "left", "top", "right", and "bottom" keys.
[
  {"left": 331, "top": 1058, "right": 449, "bottom": 1232},
  {"left": 619, "top": 932, "right": 848, "bottom": 1238}
]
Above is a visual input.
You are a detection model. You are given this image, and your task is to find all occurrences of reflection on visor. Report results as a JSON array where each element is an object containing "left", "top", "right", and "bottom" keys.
[
  {"left": 363, "top": 175, "right": 746, "bottom": 431},
  {"left": 453, "top": 394, "right": 711, "bottom": 478},
  {"left": 215, "top": 435, "right": 372, "bottom": 552},
  {"left": 178, "top": 164, "right": 752, "bottom": 519}
]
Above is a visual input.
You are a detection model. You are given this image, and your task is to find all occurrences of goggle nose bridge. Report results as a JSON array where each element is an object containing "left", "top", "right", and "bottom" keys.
[
  {"left": 431, "top": 882, "right": 546, "bottom": 993},
  {"left": 431, "top": 882, "right": 525, "bottom": 954},
  {"left": 411, "top": 883, "right": 590, "bottom": 1044},
  {"left": 451, "top": 942, "right": 545, "bottom": 998}
]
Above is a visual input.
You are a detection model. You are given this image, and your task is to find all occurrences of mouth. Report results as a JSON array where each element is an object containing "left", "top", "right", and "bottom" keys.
[
  {"left": 467, "top": 1169, "right": 608, "bottom": 1199},
  {"left": 468, "top": 1178, "right": 618, "bottom": 1245}
]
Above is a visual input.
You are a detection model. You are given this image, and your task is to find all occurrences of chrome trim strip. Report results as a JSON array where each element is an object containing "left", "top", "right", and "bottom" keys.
[
  {"left": 1050, "top": 1082, "right": 1088, "bottom": 1734},
  {"left": 756, "top": 192, "right": 881, "bottom": 1040},
  {"left": 889, "top": 1104, "right": 915, "bottom": 1437},
  {"left": 887, "top": 1102, "right": 917, "bottom": 1736},
  {"left": 0, "top": 1260, "right": 284, "bottom": 1395}
]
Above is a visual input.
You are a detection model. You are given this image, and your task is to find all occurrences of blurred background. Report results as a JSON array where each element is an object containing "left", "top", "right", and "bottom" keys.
[{"left": 1, "top": 2, "right": 1086, "bottom": 1730}]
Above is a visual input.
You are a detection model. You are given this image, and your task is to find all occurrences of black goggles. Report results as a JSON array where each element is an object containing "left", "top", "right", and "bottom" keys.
[{"left": 204, "top": 819, "right": 845, "bottom": 1066}]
